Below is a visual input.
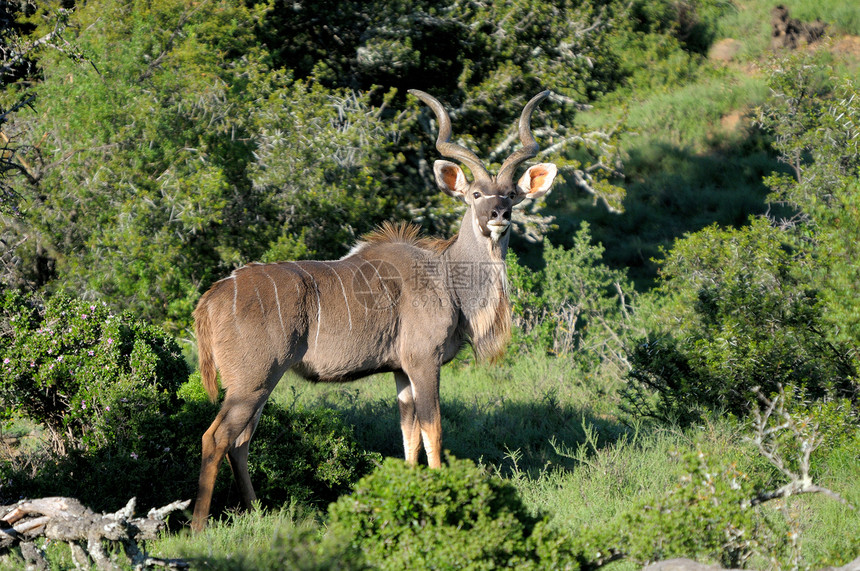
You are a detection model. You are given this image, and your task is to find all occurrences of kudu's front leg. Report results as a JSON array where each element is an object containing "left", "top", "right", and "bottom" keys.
[
  {"left": 395, "top": 371, "right": 422, "bottom": 465},
  {"left": 402, "top": 364, "right": 443, "bottom": 468}
]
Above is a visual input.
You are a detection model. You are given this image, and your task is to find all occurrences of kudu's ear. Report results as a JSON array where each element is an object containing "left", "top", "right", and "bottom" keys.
[
  {"left": 514, "top": 163, "right": 558, "bottom": 204},
  {"left": 433, "top": 160, "right": 470, "bottom": 200}
]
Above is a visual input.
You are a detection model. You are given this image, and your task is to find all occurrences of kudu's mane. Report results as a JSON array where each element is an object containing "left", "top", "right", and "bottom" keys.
[
  {"left": 471, "top": 282, "right": 511, "bottom": 363},
  {"left": 358, "top": 221, "right": 457, "bottom": 255}
]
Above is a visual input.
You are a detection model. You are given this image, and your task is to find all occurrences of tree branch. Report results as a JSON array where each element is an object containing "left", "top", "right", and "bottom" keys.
[
  {"left": 0, "top": 497, "right": 191, "bottom": 569},
  {"left": 746, "top": 386, "right": 854, "bottom": 509}
]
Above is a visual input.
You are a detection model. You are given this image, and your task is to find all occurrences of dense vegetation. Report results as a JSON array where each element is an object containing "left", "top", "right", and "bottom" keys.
[{"left": 1, "top": 0, "right": 858, "bottom": 569}]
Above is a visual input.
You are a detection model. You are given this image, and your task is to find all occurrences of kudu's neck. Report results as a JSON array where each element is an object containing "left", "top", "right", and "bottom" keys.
[{"left": 442, "top": 207, "right": 511, "bottom": 362}]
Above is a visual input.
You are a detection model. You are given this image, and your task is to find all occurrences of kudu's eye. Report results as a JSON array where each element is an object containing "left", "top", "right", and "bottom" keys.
[{"left": 472, "top": 192, "right": 481, "bottom": 200}]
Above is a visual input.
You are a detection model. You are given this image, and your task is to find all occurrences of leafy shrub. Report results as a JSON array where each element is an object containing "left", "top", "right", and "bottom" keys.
[
  {"left": 624, "top": 218, "right": 856, "bottom": 423},
  {"left": 507, "top": 223, "right": 642, "bottom": 388},
  {"left": 247, "top": 404, "right": 382, "bottom": 510},
  {"left": 509, "top": 223, "right": 634, "bottom": 355},
  {"left": 0, "top": 385, "right": 217, "bottom": 511},
  {"left": 608, "top": 449, "right": 786, "bottom": 568},
  {"left": 627, "top": 0, "right": 732, "bottom": 54},
  {"left": 0, "top": 289, "right": 188, "bottom": 453},
  {"left": 327, "top": 455, "right": 576, "bottom": 570},
  {"left": 757, "top": 61, "right": 860, "bottom": 366}
]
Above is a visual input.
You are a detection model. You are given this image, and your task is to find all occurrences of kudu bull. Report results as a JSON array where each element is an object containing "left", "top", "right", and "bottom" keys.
[{"left": 190, "top": 90, "right": 558, "bottom": 530}]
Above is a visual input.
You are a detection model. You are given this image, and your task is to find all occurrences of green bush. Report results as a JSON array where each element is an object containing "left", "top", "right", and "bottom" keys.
[
  {"left": 757, "top": 61, "right": 860, "bottom": 365},
  {"left": 608, "top": 449, "right": 786, "bottom": 568},
  {"left": 327, "top": 455, "right": 575, "bottom": 570},
  {"left": 0, "top": 387, "right": 217, "bottom": 511},
  {"left": 247, "top": 404, "right": 382, "bottom": 510},
  {"left": 0, "top": 289, "right": 188, "bottom": 453},
  {"left": 507, "top": 223, "right": 642, "bottom": 393},
  {"left": 508, "top": 223, "right": 635, "bottom": 358},
  {"left": 624, "top": 218, "right": 856, "bottom": 423}
]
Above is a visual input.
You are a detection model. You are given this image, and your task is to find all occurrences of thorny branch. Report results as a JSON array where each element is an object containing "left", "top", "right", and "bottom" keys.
[
  {"left": 747, "top": 386, "right": 854, "bottom": 509},
  {"left": 1, "top": 7, "right": 100, "bottom": 79}
]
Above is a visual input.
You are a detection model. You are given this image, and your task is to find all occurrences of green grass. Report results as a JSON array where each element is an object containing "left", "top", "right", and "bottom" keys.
[
  {"left": 269, "top": 352, "right": 630, "bottom": 476},
  {"left": 144, "top": 352, "right": 857, "bottom": 569},
  {"left": 150, "top": 503, "right": 348, "bottom": 570}
]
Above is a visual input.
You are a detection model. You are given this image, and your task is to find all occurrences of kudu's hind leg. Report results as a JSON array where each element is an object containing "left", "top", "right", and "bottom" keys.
[
  {"left": 191, "top": 393, "right": 269, "bottom": 531},
  {"left": 403, "top": 363, "right": 443, "bottom": 468},
  {"left": 227, "top": 405, "right": 265, "bottom": 510},
  {"left": 395, "top": 371, "right": 422, "bottom": 465}
]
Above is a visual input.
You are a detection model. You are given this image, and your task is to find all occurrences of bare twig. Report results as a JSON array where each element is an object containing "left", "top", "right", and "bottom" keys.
[{"left": 747, "top": 386, "right": 854, "bottom": 509}]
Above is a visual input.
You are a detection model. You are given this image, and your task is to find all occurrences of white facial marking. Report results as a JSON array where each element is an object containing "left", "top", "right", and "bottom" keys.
[{"left": 488, "top": 221, "right": 510, "bottom": 243}]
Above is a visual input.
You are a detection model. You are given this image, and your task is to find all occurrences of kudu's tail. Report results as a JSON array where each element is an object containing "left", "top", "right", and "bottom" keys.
[{"left": 193, "top": 299, "right": 220, "bottom": 403}]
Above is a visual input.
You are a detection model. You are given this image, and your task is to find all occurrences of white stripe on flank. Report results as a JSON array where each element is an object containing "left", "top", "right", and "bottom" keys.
[
  {"left": 231, "top": 275, "right": 238, "bottom": 317},
  {"left": 339, "top": 259, "right": 369, "bottom": 318},
  {"left": 366, "top": 260, "right": 395, "bottom": 313},
  {"left": 254, "top": 284, "right": 265, "bottom": 315},
  {"left": 291, "top": 262, "right": 322, "bottom": 348},
  {"left": 263, "top": 269, "right": 287, "bottom": 339}
]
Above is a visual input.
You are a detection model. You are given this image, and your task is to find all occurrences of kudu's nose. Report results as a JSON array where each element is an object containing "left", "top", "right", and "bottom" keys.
[{"left": 489, "top": 207, "right": 511, "bottom": 223}]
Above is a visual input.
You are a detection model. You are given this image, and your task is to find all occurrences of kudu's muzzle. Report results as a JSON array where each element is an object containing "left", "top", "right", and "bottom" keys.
[{"left": 477, "top": 195, "right": 513, "bottom": 241}]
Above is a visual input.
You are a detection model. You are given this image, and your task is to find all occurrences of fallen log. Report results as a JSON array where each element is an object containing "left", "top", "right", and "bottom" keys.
[{"left": 0, "top": 496, "right": 190, "bottom": 570}]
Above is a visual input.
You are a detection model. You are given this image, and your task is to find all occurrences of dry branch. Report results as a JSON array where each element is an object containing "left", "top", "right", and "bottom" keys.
[
  {"left": 747, "top": 386, "right": 854, "bottom": 509},
  {"left": 0, "top": 497, "right": 190, "bottom": 570}
]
